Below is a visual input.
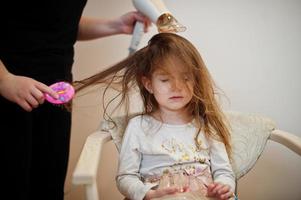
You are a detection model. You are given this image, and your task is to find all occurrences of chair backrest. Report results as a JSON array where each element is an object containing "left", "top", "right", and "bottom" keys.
[{"left": 100, "top": 111, "right": 276, "bottom": 180}]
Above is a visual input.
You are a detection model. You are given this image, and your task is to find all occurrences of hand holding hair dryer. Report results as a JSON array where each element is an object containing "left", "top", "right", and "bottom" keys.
[{"left": 129, "top": 0, "right": 186, "bottom": 54}]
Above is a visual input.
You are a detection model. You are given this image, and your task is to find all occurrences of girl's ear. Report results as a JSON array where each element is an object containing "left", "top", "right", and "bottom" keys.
[{"left": 141, "top": 76, "right": 153, "bottom": 93}]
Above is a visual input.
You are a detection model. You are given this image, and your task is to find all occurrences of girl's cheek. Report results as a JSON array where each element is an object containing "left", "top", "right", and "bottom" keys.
[{"left": 156, "top": 85, "right": 171, "bottom": 94}]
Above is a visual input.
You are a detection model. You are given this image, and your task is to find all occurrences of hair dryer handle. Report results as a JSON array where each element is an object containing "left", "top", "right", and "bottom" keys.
[{"left": 128, "top": 21, "right": 145, "bottom": 55}]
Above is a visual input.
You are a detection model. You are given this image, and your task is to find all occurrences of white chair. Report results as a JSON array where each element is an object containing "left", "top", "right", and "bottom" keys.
[{"left": 72, "top": 111, "right": 301, "bottom": 200}]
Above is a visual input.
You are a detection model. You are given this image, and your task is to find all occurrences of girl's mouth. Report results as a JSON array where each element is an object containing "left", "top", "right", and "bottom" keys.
[{"left": 169, "top": 96, "right": 183, "bottom": 99}]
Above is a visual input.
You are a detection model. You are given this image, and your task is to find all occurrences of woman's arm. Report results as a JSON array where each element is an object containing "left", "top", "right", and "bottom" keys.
[{"left": 77, "top": 11, "right": 150, "bottom": 40}]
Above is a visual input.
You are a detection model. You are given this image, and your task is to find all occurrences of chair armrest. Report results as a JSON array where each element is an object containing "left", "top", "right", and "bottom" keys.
[
  {"left": 270, "top": 129, "right": 301, "bottom": 156},
  {"left": 72, "top": 131, "right": 111, "bottom": 185}
]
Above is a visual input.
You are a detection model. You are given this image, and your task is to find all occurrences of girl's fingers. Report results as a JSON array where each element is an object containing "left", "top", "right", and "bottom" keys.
[
  {"left": 206, "top": 183, "right": 216, "bottom": 195},
  {"left": 162, "top": 186, "right": 178, "bottom": 194},
  {"left": 207, "top": 183, "right": 217, "bottom": 192},
  {"left": 217, "top": 185, "right": 230, "bottom": 195},
  {"left": 220, "top": 191, "right": 235, "bottom": 200},
  {"left": 212, "top": 184, "right": 223, "bottom": 194},
  {"left": 152, "top": 186, "right": 178, "bottom": 198}
]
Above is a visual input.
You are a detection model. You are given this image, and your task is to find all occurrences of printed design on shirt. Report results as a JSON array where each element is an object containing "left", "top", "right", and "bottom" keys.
[{"left": 160, "top": 137, "right": 208, "bottom": 163}]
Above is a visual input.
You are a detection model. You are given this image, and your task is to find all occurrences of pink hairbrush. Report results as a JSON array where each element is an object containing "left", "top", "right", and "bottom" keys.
[{"left": 45, "top": 81, "right": 75, "bottom": 104}]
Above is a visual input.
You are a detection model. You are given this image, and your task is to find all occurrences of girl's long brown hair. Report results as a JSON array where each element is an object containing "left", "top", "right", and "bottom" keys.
[{"left": 74, "top": 33, "right": 232, "bottom": 156}]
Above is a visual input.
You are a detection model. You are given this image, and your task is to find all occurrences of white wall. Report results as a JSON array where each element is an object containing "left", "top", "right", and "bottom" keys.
[{"left": 65, "top": 0, "right": 301, "bottom": 199}]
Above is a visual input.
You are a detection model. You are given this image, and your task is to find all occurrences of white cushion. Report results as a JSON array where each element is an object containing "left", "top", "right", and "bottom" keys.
[{"left": 226, "top": 111, "right": 276, "bottom": 179}]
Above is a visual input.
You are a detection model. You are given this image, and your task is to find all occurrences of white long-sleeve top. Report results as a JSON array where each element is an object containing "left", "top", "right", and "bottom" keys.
[{"left": 116, "top": 115, "right": 235, "bottom": 200}]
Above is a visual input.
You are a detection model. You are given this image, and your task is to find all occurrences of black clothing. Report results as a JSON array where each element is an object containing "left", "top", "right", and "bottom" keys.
[
  {"left": 1, "top": 97, "right": 71, "bottom": 200},
  {"left": 1, "top": 0, "right": 87, "bottom": 80},
  {"left": 1, "top": 0, "right": 86, "bottom": 64},
  {"left": 0, "top": 0, "right": 87, "bottom": 199}
]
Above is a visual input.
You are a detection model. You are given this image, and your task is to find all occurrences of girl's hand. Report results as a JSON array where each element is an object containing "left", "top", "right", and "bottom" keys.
[
  {"left": 0, "top": 73, "right": 58, "bottom": 111},
  {"left": 144, "top": 186, "right": 179, "bottom": 200},
  {"left": 206, "top": 182, "right": 234, "bottom": 200}
]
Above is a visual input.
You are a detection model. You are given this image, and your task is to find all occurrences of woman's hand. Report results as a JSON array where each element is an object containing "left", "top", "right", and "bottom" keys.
[
  {"left": 207, "top": 182, "right": 234, "bottom": 200},
  {"left": 0, "top": 73, "right": 58, "bottom": 111},
  {"left": 77, "top": 11, "right": 151, "bottom": 40},
  {"left": 117, "top": 11, "right": 151, "bottom": 34}
]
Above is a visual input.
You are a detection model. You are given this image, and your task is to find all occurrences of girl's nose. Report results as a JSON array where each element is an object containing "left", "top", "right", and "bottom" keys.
[{"left": 171, "top": 79, "right": 184, "bottom": 91}]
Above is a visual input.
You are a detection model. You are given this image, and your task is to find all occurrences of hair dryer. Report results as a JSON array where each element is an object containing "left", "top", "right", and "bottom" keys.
[{"left": 129, "top": 0, "right": 186, "bottom": 54}]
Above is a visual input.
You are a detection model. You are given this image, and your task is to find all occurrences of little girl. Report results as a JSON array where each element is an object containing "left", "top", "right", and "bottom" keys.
[{"left": 75, "top": 33, "right": 235, "bottom": 200}]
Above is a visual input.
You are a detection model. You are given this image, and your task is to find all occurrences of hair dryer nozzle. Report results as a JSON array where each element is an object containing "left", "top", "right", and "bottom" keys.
[
  {"left": 129, "top": 0, "right": 186, "bottom": 55},
  {"left": 156, "top": 13, "right": 186, "bottom": 33}
]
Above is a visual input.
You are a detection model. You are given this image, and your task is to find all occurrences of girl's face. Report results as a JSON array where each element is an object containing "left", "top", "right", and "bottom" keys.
[{"left": 142, "top": 58, "right": 194, "bottom": 114}]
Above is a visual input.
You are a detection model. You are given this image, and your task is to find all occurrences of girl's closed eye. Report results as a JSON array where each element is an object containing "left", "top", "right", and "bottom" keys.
[
  {"left": 160, "top": 78, "right": 169, "bottom": 82},
  {"left": 157, "top": 75, "right": 170, "bottom": 82}
]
